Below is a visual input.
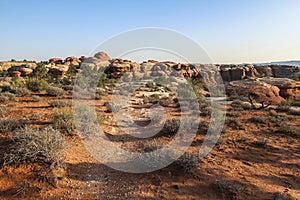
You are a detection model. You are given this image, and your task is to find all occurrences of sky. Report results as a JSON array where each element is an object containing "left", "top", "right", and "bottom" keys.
[{"left": 0, "top": 0, "right": 300, "bottom": 63}]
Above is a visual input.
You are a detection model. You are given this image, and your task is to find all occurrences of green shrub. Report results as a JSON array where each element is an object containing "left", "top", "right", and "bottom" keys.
[
  {"left": 53, "top": 108, "right": 74, "bottom": 134},
  {"left": 26, "top": 78, "right": 48, "bottom": 92},
  {"left": 3, "top": 126, "right": 66, "bottom": 168},
  {"left": 277, "top": 100, "right": 291, "bottom": 112}
]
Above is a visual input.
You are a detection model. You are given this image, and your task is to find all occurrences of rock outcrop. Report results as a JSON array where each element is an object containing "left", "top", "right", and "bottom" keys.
[
  {"left": 226, "top": 79, "right": 284, "bottom": 104},
  {"left": 259, "top": 77, "right": 300, "bottom": 100}
]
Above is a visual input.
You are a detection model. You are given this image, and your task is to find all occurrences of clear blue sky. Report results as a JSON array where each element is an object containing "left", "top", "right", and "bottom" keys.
[{"left": 0, "top": 0, "right": 299, "bottom": 63}]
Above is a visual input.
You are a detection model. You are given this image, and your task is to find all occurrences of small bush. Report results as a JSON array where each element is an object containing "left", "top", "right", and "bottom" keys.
[
  {"left": 3, "top": 126, "right": 66, "bottom": 168},
  {"left": 15, "top": 87, "right": 31, "bottom": 97},
  {"left": 253, "top": 137, "right": 267, "bottom": 147},
  {"left": 0, "top": 106, "right": 10, "bottom": 117},
  {"left": 162, "top": 119, "right": 180, "bottom": 135},
  {"left": 273, "top": 192, "right": 294, "bottom": 200},
  {"left": 32, "top": 95, "right": 41, "bottom": 102},
  {"left": 0, "top": 118, "right": 23, "bottom": 133},
  {"left": 0, "top": 92, "right": 16, "bottom": 102},
  {"left": 26, "top": 78, "right": 48, "bottom": 92},
  {"left": 46, "top": 86, "right": 65, "bottom": 97},
  {"left": 250, "top": 116, "right": 269, "bottom": 124},
  {"left": 277, "top": 123, "right": 298, "bottom": 136},
  {"left": 49, "top": 100, "right": 72, "bottom": 108},
  {"left": 215, "top": 177, "right": 247, "bottom": 200},
  {"left": 277, "top": 100, "right": 291, "bottom": 112},
  {"left": 226, "top": 118, "right": 244, "bottom": 130},
  {"left": 53, "top": 108, "right": 74, "bottom": 134},
  {"left": 174, "top": 153, "right": 199, "bottom": 173}
]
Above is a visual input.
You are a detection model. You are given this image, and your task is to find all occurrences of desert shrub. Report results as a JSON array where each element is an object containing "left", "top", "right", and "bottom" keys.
[
  {"left": 272, "top": 192, "right": 294, "bottom": 200},
  {"left": 269, "top": 109, "right": 278, "bottom": 116},
  {"left": 0, "top": 106, "right": 10, "bottom": 117},
  {"left": 197, "top": 121, "right": 209, "bottom": 135},
  {"left": 3, "top": 127, "right": 66, "bottom": 168},
  {"left": 215, "top": 177, "right": 247, "bottom": 200},
  {"left": 226, "top": 118, "right": 244, "bottom": 130},
  {"left": 46, "top": 86, "right": 65, "bottom": 97},
  {"left": 32, "top": 62, "right": 49, "bottom": 79},
  {"left": 174, "top": 152, "right": 199, "bottom": 173},
  {"left": 26, "top": 78, "right": 48, "bottom": 92},
  {"left": 253, "top": 137, "right": 267, "bottom": 147},
  {"left": 49, "top": 100, "right": 72, "bottom": 108},
  {"left": 277, "top": 122, "right": 298, "bottom": 136},
  {"left": 0, "top": 92, "right": 16, "bottom": 102},
  {"left": 15, "top": 87, "right": 31, "bottom": 97},
  {"left": 162, "top": 119, "right": 180, "bottom": 135},
  {"left": 53, "top": 108, "right": 74, "bottom": 134},
  {"left": 277, "top": 100, "right": 291, "bottom": 112},
  {"left": 159, "top": 97, "right": 173, "bottom": 107},
  {"left": 32, "top": 95, "right": 41, "bottom": 102},
  {"left": 249, "top": 116, "right": 269, "bottom": 124},
  {"left": 0, "top": 118, "right": 23, "bottom": 133}
]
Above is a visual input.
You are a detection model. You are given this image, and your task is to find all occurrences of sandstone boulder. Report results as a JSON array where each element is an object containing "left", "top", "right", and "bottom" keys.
[{"left": 259, "top": 77, "right": 300, "bottom": 100}]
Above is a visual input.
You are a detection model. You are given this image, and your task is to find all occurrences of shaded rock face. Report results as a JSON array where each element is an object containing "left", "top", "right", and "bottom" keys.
[
  {"left": 269, "top": 65, "right": 299, "bottom": 78},
  {"left": 259, "top": 77, "right": 300, "bottom": 100},
  {"left": 226, "top": 79, "right": 284, "bottom": 104},
  {"left": 219, "top": 65, "right": 258, "bottom": 82}
]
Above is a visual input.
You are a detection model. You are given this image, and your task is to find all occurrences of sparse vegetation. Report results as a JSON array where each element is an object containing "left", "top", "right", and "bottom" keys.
[
  {"left": 49, "top": 100, "right": 72, "bottom": 108},
  {"left": 46, "top": 86, "right": 65, "bottom": 97},
  {"left": 3, "top": 126, "right": 66, "bottom": 168},
  {"left": 0, "top": 118, "right": 23, "bottom": 133},
  {"left": 26, "top": 78, "right": 48, "bottom": 92},
  {"left": 53, "top": 108, "right": 74, "bottom": 134}
]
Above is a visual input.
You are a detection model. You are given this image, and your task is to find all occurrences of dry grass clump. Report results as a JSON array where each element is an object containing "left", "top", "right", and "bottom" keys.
[
  {"left": 0, "top": 106, "right": 10, "bottom": 117},
  {"left": 272, "top": 192, "right": 295, "bottom": 200},
  {"left": 3, "top": 126, "right": 66, "bottom": 168},
  {"left": 46, "top": 86, "right": 65, "bottom": 97},
  {"left": 49, "top": 100, "right": 72, "bottom": 108},
  {"left": 15, "top": 87, "right": 31, "bottom": 97},
  {"left": 32, "top": 95, "right": 41, "bottom": 102},
  {"left": 215, "top": 176, "right": 247, "bottom": 200},
  {"left": 277, "top": 122, "right": 298, "bottom": 137},
  {"left": 0, "top": 118, "right": 23, "bottom": 133},
  {"left": 0, "top": 92, "right": 16, "bottom": 102},
  {"left": 174, "top": 152, "right": 200, "bottom": 173}
]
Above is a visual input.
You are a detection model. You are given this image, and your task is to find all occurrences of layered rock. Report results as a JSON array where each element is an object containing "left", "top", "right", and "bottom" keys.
[
  {"left": 49, "top": 58, "right": 63, "bottom": 65},
  {"left": 226, "top": 79, "right": 284, "bottom": 104},
  {"left": 47, "top": 64, "right": 69, "bottom": 78},
  {"left": 65, "top": 56, "right": 81, "bottom": 66},
  {"left": 259, "top": 77, "right": 300, "bottom": 100}
]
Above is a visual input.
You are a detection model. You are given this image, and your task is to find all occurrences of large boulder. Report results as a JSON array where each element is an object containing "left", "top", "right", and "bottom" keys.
[
  {"left": 47, "top": 64, "right": 69, "bottom": 78},
  {"left": 226, "top": 79, "right": 284, "bottom": 105},
  {"left": 259, "top": 77, "right": 300, "bottom": 100},
  {"left": 65, "top": 56, "right": 81, "bottom": 66},
  {"left": 49, "top": 58, "right": 63, "bottom": 64},
  {"left": 19, "top": 67, "right": 33, "bottom": 76}
]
